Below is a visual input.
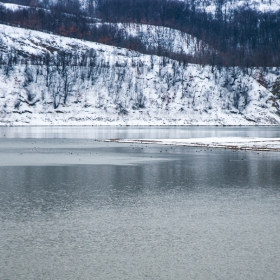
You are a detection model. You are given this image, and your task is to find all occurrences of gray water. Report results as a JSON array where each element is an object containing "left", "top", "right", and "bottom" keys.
[
  {"left": 1, "top": 125, "right": 280, "bottom": 139},
  {"left": 0, "top": 127, "right": 280, "bottom": 280}
]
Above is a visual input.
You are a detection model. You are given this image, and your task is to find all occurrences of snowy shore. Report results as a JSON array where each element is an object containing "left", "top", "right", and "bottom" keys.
[{"left": 106, "top": 137, "right": 280, "bottom": 151}]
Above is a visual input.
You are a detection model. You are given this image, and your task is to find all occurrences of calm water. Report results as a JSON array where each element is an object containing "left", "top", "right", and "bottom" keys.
[
  {"left": 1, "top": 125, "right": 280, "bottom": 139},
  {"left": 0, "top": 127, "right": 280, "bottom": 280}
]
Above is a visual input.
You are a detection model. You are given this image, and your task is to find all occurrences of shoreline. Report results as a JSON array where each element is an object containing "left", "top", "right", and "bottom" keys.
[{"left": 106, "top": 137, "right": 280, "bottom": 152}]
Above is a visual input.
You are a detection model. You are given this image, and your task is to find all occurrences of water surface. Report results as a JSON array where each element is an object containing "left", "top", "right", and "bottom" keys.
[
  {"left": 0, "top": 127, "right": 280, "bottom": 279},
  {"left": 1, "top": 125, "right": 280, "bottom": 139}
]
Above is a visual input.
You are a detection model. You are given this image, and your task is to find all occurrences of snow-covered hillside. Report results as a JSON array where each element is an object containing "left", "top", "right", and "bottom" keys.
[
  {"left": 3, "top": 0, "right": 280, "bottom": 14},
  {"left": 0, "top": 21, "right": 208, "bottom": 58},
  {"left": 61, "top": 0, "right": 280, "bottom": 13},
  {"left": 93, "top": 23, "right": 209, "bottom": 57},
  {"left": 195, "top": 0, "right": 280, "bottom": 13},
  {"left": 0, "top": 2, "right": 28, "bottom": 11},
  {"left": 0, "top": 24, "right": 280, "bottom": 126},
  {"left": 0, "top": 24, "right": 114, "bottom": 57}
]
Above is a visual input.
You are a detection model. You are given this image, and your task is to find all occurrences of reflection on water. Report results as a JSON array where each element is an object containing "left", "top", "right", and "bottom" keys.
[
  {"left": 1, "top": 125, "right": 280, "bottom": 139},
  {"left": 1, "top": 143, "right": 280, "bottom": 279}
]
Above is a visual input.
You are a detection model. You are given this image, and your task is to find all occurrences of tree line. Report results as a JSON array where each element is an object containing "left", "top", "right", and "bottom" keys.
[
  {"left": 95, "top": 0, "right": 280, "bottom": 67},
  {"left": 0, "top": 0, "right": 280, "bottom": 67}
]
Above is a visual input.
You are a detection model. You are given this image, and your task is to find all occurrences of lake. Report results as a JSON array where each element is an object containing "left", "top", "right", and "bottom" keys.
[{"left": 0, "top": 126, "right": 280, "bottom": 279}]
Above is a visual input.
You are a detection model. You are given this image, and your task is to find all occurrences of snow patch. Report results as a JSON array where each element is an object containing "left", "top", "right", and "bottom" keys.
[{"left": 107, "top": 137, "right": 280, "bottom": 151}]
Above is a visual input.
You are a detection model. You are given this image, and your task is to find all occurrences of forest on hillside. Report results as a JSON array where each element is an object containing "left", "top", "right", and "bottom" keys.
[{"left": 0, "top": 0, "right": 280, "bottom": 67}]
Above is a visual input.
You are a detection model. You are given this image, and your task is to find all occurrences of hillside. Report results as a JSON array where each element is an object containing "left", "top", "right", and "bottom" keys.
[
  {"left": 91, "top": 23, "right": 210, "bottom": 57},
  {"left": 2, "top": 0, "right": 280, "bottom": 67},
  {"left": 194, "top": 0, "right": 280, "bottom": 13},
  {"left": 0, "top": 24, "right": 280, "bottom": 125}
]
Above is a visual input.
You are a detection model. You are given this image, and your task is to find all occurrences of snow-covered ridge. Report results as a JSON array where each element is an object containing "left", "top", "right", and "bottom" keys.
[
  {"left": 0, "top": 21, "right": 209, "bottom": 58},
  {"left": 192, "top": 0, "right": 280, "bottom": 13},
  {"left": 0, "top": 24, "right": 137, "bottom": 57},
  {"left": 0, "top": 1, "right": 210, "bottom": 58},
  {"left": 3, "top": 0, "right": 280, "bottom": 15},
  {"left": 93, "top": 23, "right": 209, "bottom": 57},
  {"left": 0, "top": 2, "right": 28, "bottom": 11},
  {"left": 54, "top": 0, "right": 280, "bottom": 13},
  {"left": 0, "top": 24, "right": 279, "bottom": 126}
]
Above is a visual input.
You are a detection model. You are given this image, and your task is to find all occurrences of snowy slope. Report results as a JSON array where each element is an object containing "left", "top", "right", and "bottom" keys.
[
  {"left": 0, "top": 22, "right": 209, "bottom": 58},
  {"left": 0, "top": 2, "right": 28, "bottom": 11},
  {"left": 83, "top": 0, "right": 280, "bottom": 13},
  {"left": 196, "top": 0, "right": 280, "bottom": 13},
  {"left": 2, "top": 0, "right": 280, "bottom": 16},
  {"left": 93, "top": 23, "right": 209, "bottom": 57},
  {"left": 3, "top": 0, "right": 280, "bottom": 14},
  {"left": 0, "top": 1, "right": 210, "bottom": 57},
  {"left": 0, "top": 24, "right": 279, "bottom": 126},
  {"left": 0, "top": 24, "right": 124, "bottom": 57}
]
